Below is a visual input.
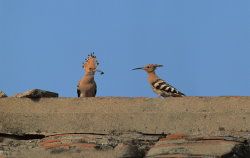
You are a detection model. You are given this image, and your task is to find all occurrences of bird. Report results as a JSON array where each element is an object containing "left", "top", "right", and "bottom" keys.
[
  {"left": 77, "top": 52, "right": 104, "bottom": 97},
  {"left": 132, "top": 64, "right": 185, "bottom": 97}
]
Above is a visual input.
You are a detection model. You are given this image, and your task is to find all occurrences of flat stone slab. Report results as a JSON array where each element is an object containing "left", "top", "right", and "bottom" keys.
[
  {"left": 12, "top": 89, "right": 58, "bottom": 98},
  {"left": 0, "top": 97, "right": 250, "bottom": 135}
]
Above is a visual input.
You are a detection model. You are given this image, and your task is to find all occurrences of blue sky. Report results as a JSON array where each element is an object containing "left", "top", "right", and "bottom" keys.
[{"left": 0, "top": 0, "right": 249, "bottom": 97}]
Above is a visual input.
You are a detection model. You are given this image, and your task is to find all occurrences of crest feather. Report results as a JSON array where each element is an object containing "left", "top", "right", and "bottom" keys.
[{"left": 82, "top": 52, "right": 99, "bottom": 70}]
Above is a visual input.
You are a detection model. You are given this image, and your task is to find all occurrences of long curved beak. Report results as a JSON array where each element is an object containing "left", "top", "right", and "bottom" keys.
[
  {"left": 95, "top": 69, "right": 104, "bottom": 75},
  {"left": 157, "top": 65, "right": 163, "bottom": 67},
  {"left": 132, "top": 67, "right": 144, "bottom": 70}
]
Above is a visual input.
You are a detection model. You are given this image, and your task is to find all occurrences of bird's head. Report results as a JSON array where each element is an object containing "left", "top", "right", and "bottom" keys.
[
  {"left": 82, "top": 52, "right": 104, "bottom": 75},
  {"left": 132, "top": 64, "right": 163, "bottom": 73}
]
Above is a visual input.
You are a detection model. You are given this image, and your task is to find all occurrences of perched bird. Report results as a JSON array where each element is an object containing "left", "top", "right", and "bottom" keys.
[
  {"left": 132, "top": 64, "right": 185, "bottom": 97},
  {"left": 77, "top": 52, "right": 104, "bottom": 97}
]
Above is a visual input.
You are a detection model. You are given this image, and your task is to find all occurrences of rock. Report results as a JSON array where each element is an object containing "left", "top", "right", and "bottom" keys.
[
  {"left": 12, "top": 89, "right": 58, "bottom": 98},
  {"left": 114, "top": 143, "right": 143, "bottom": 158},
  {"left": 0, "top": 91, "right": 7, "bottom": 98},
  {"left": 145, "top": 134, "right": 248, "bottom": 157}
]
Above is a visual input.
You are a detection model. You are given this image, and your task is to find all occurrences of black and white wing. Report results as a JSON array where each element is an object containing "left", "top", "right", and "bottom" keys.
[{"left": 151, "top": 79, "right": 185, "bottom": 97}]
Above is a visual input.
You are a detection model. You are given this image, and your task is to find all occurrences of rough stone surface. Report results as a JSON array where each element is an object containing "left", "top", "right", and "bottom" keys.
[
  {"left": 0, "top": 97, "right": 250, "bottom": 135},
  {"left": 12, "top": 89, "right": 58, "bottom": 98},
  {"left": 0, "top": 91, "right": 7, "bottom": 98}
]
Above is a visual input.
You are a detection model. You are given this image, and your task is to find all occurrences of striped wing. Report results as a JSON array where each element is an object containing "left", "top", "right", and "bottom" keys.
[
  {"left": 77, "top": 82, "right": 81, "bottom": 97},
  {"left": 151, "top": 79, "right": 185, "bottom": 97}
]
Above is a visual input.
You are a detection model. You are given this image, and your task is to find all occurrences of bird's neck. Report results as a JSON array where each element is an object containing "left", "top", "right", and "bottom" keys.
[
  {"left": 83, "top": 72, "right": 95, "bottom": 82},
  {"left": 147, "top": 71, "right": 159, "bottom": 83}
]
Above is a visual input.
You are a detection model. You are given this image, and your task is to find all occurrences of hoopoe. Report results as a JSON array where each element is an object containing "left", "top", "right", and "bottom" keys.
[
  {"left": 132, "top": 64, "right": 185, "bottom": 97},
  {"left": 77, "top": 52, "right": 104, "bottom": 97}
]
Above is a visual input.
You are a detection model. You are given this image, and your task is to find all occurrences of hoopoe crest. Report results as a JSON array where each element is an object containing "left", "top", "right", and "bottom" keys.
[
  {"left": 77, "top": 52, "right": 104, "bottom": 97},
  {"left": 132, "top": 64, "right": 185, "bottom": 97}
]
